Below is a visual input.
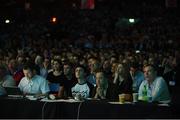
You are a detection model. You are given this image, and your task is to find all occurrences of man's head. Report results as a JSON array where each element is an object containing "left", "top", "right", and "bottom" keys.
[
  {"left": 110, "top": 56, "right": 117, "bottom": 65},
  {"left": 8, "top": 58, "right": 17, "bottom": 69},
  {"left": 75, "top": 65, "right": 85, "bottom": 80},
  {"left": 88, "top": 57, "right": 100, "bottom": 73},
  {"left": 34, "top": 55, "right": 43, "bottom": 66},
  {"left": 96, "top": 71, "right": 107, "bottom": 88},
  {"left": 143, "top": 64, "right": 157, "bottom": 84},
  {"left": 130, "top": 62, "right": 139, "bottom": 75},
  {"left": 23, "top": 64, "right": 37, "bottom": 80},
  {"left": 90, "top": 58, "right": 100, "bottom": 73},
  {"left": 63, "top": 62, "right": 73, "bottom": 76},
  {"left": 43, "top": 58, "right": 50, "bottom": 68},
  {"left": 103, "top": 59, "right": 110, "bottom": 70},
  {"left": 53, "top": 59, "right": 62, "bottom": 71}
]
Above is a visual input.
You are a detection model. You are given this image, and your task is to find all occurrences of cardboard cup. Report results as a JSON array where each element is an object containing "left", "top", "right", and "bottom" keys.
[{"left": 119, "top": 94, "right": 125, "bottom": 103}]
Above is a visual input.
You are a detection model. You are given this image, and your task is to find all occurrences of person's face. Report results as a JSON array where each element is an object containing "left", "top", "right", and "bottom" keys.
[
  {"left": 117, "top": 64, "right": 124, "bottom": 73},
  {"left": 4, "top": 56, "right": 9, "bottom": 65},
  {"left": 143, "top": 66, "right": 155, "bottom": 82},
  {"left": 68, "top": 54, "right": 73, "bottom": 62},
  {"left": 61, "top": 58, "right": 66, "bottom": 64},
  {"left": 100, "top": 56, "right": 105, "bottom": 62},
  {"left": 43, "top": 58, "right": 50, "bottom": 67},
  {"left": 43, "top": 50, "right": 49, "bottom": 58},
  {"left": 17, "top": 57, "right": 24, "bottom": 64},
  {"left": 143, "top": 60, "right": 148, "bottom": 65},
  {"left": 103, "top": 60, "right": 110, "bottom": 69},
  {"left": 18, "top": 49, "right": 24, "bottom": 56},
  {"left": 96, "top": 72, "right": 104, "bottom": 87},
  {"left": 128, "top": 56, "right": 135, "bottom": 63},
  {"left": 64, "top": 64, "right": 71, "bottom": 75},
  {"left": 111, "top": 63, "right": 117, "bottom": 73},
  {"left": 80, "top": 59, "right": 86, "bottom": 66},
  {"left": 88, "top": 58, "right": 92, "bottom": 68},
  {"left": 23, "top": 69, "right": 33, "bottom": 80},
  {"left": 90, "top": 60, "right": 98, "bottom": 72},
  {"left": 148, "top": 58, "right": 154, "bottom": 65},
  {"left": 53, "top": 61, "right": 60, "bottom": 70},
  {"left": 110, "top": 57, "right": 116, "bottom": 65},
  {"left": 130, "top": 67, "right": 136, "bottom": 75},
  {"left": 75, "top": 67, "right": 84, "bottom": 79},
  {"left": 8, "top": 59, "right": 16, "bottom": 68},
  {"left": 73, "top": 56, "right": 78, "bottom": 63},
  {"left": 51, "top": 60, "right": 54, "bottom": 67},
  {"left": 54, "top": 55, "right": 61, "bottom": 60},
  {"left": 35, "top": 56, "right": 43, "bottom": 65}
]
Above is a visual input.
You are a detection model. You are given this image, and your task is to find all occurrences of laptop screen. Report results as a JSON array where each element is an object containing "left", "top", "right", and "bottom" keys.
[{"left": 4, "top": 86, "right": 22, "bottom": 95}]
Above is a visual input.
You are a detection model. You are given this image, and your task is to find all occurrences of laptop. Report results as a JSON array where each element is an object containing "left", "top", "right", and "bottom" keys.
[{"left": 3, "top": 86, "right": 23, "bottom": 97}]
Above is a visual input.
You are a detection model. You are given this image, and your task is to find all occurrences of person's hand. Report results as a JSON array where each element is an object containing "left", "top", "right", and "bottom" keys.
[
  {"left": 96, "top": 87, "right": 105, "bottom": 99},
  {"left": 75, "top": 93, "right": 82, "bottom": 100},
  {"left": 113, "top": 72, "right": 119, "bottom": 84}
]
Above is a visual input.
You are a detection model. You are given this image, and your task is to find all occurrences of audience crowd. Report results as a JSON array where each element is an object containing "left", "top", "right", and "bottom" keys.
[{"left": 0, "top": 6, "right": 179, "bottom": 103}]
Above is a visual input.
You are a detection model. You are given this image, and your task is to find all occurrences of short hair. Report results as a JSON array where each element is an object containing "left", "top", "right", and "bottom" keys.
[
  {"left": 53, "top": 59, "right": 62, "bottom": 65},
  {"left": 23, "top": 62, "right": 39, "bottom": 73},
  {"left": 130, "top": 62, "right": 139, "bottom": 69},
  {"left": 88, "top": 56, "right": 100, "bottom": 62},
  {"left": 75, "top": 64, "right": 86, "bottom": 71},
  {"left": 53, "top": 59, "right": 63, "bottom": 69},
  {"left": 95, "top": 69, "right": 104, "bottom": 74},
  {"left": 143, "top": 64, "right": 157, "bottom": 71},
  {"left": 63, "top": 61, "right": 73, "bottom": 68}
]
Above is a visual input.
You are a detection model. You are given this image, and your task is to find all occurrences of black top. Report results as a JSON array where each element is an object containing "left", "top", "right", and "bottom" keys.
[
  {"left": 47, "top": 71, "right": 66, "bottom": 94},
  {"left": 63, "top": 75, "right": 77, "bottom": 97},
  {"left": 106, "top": 72, "right": 133, "bottom": 101},
  {"left": 47, "top": 71, "right": 66, "bottom": 85}
]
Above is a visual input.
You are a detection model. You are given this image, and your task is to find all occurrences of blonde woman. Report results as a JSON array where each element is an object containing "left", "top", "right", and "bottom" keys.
[{"left": 113, "top": 63, "right": 133, "bottom": 100}]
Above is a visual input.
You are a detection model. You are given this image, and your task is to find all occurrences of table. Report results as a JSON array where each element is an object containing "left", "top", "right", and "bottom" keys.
[{"left": 0, "top": 97, "right": 179, "bottom": 119}]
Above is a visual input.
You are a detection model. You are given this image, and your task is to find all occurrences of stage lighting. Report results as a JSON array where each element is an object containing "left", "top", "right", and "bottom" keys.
[
  {"left": 129, "top": 19, "right": 135, "bottom": 23},
  {"left": 50, "top": 17, "right": 57, "bottom": 23},
  {"left": 5, "top": 19, "right": 10, "bottom": 24}
]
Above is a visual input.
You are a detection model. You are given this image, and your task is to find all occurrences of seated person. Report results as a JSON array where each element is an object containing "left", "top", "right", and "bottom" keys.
[
  {"left": 129, "top": 62, "right": 144, "bottom": 93},
  {"left": 0, "top": 65, "right": 16, "bottom": 87},
  {"left": 71, "top": 65, "right": 90, "bottom": 100},
  {"left": 94, "top": 71, "right": 108, "bottom": 99},
  {"left": 46, "top": 59, "right": 66, "bottom": 98},
  {"left": 18, "top": 63, "right": 50, "bottom": 97},
  {"left": 63, "top": 62, "right": 77, "bottom": 98},
  {"left": 86, "top": 57, "right": 101, "bottom": 87},
  {"left": 138, "top": 64, "right": 171, "bottom": 102},
  {"left": 112, "top": 63, "right": 133, "bottom": 101}
]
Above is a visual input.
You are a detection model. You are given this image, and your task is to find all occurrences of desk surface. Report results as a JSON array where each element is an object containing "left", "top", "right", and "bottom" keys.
[{"left": 0, "top": 97, "right": 179, "bottom": 119}]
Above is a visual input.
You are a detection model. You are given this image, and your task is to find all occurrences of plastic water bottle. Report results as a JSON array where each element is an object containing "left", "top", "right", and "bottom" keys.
[
  {"left": 142, "top": 85, "right": 148, "bottom": 101},
  {"left": 147, "top": 86, "right": 152, "bottom": 102}
]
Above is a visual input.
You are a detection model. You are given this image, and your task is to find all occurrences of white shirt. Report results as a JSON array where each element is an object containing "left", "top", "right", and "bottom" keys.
[
  {"left": 138, "top": 77, "right": 171, "bottom": 102},
  {"left": 18, "top": 75, "right": 50, "bottom": 94},
  {"left": 71, "top": 83, "right": 90, "bottom": 98}
]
